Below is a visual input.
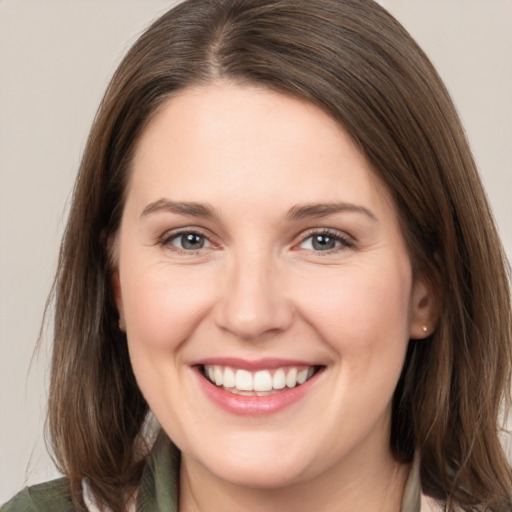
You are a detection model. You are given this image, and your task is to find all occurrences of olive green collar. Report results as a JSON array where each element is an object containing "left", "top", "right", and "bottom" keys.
[
  {"left": 136, "top": 434, "right": 421, "bottom": 512},
  {"left": 401, "top": 452, "right": 421, "bottom": 512},
  {"left": 136, "top": 433, "right": 180, "bottom": 512}
]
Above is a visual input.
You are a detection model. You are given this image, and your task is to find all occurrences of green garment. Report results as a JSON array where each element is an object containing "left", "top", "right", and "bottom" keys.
[{"left": 1, "top": 435, "right": 421, "bottom": 511}]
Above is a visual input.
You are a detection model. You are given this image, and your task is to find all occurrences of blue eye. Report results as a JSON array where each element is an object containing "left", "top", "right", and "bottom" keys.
[
  {"left": 299, "top": 231, "right": 352, "bottom": 252},
  {"left": 165, "top": 231, "right": 211, "bottom": 251}
]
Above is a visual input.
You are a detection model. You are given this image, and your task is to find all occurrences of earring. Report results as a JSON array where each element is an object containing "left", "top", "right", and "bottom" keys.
[
  {"left": 119, "top": 317, "right": 126, "bottom": 332},
  {"left": 421, "top": 325, "right": 428, "bottom": 334}
]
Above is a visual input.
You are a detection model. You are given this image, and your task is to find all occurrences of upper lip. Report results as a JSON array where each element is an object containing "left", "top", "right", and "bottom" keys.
[{"left": 191, "top": 357, "right": 321, "bottom": 371}]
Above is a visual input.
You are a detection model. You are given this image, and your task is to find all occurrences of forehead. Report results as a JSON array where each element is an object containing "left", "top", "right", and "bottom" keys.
[{"left": 127, "top": 82, "right": 393, "bottom": 218}]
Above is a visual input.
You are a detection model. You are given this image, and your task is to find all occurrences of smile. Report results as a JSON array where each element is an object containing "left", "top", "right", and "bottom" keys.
[
  {"left": 194, "top": 358, "right": 324, "bottom": 415},
  {"left": 202, "top": 365, "right": 317, "bottom": 396}
]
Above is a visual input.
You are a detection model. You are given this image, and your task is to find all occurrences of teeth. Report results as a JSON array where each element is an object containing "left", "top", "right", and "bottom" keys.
[
  {"left": 224, "top": 367, "right": 235, "bottom": 388},
  {"left": 286, "top": 367, "right": 297, "bottom": 388},
  {"left": 235, "top": 369, "right": 253, "bottom": 391},
  {"left": 273, "top": 368, "right": 286, "bottom": 390},
  {"left": 214, "top": 366, "right": 223, "bottom": 386},
  {"left": 203, "top": 364, "right": 316, "bottom": 393},
  {"left": 297, "top": 368, "right": 308, "bottom": 385},
  {"left": 253, "top": 370, "right": 273, "bottom": 391}
]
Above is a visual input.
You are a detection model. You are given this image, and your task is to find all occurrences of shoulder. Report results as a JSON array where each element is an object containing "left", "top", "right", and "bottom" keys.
[{"left": 1, "top": 478, "right": 75, "bottom": 512}]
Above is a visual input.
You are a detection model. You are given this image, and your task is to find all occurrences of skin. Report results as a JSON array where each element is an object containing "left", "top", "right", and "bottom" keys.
[{"left": 113, "top": 82, "right": 436, "bottom": 511}]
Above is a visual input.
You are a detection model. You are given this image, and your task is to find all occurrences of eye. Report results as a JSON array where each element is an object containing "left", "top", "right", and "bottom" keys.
[
  {"left": 298, "top": 230, "right": 354, "bottom": 252},
  {"left": 162, "top": 230, "right": 212, "bottom": 252}
]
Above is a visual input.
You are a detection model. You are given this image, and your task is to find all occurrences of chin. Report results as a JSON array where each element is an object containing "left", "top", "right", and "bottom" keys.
[
  {"left": 207, "top": 457, "right": 309, "bottom": 490},
  {"left": 183, "top": 434, "right": 315, "bottom": 490}
]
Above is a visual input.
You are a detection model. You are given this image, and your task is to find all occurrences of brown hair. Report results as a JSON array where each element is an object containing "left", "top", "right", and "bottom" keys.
[{"left": 47, "top": 0, "right": 512, "bottom": 510}]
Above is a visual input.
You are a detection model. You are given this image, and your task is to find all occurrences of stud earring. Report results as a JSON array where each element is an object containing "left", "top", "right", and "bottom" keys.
[
  {"left": 421, "top": 325, "right": 428, "bottom": 334},
  {"left": 119, "top": 317, "right": 126, "bottom": 332}
]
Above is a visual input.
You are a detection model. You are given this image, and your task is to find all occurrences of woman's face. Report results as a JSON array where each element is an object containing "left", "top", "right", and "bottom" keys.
[{"left": 114, "top": 83, "right": 433, "bottom": 489}]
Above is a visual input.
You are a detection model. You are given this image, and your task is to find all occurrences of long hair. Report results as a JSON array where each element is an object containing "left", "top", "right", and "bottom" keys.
[{"left": 48, "top": 1, "right": 512, "bottom": 510}]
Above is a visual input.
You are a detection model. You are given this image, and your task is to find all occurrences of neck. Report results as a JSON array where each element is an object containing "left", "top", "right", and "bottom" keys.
[{"left": 179, "top": 445, "right": 410, "bottom": 512}]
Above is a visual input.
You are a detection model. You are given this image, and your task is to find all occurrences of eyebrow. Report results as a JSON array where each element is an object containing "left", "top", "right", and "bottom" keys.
[
  {"left": 140, "top": 199, "right": 377, "bottom": 222},
  {"left": 140, "top": 199, "right": 217, "bottom": 219},
  {"left": 287, "top": 202, "right": 377, "bottom": 222}
]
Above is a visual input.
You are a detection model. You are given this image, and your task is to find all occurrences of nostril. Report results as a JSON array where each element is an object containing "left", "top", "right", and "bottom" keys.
[
  {"left": 214, "top": 303, "right": 294, "bottom": 341},
  {"left": 213, "top": 268, "right": 294, "bottom": 340}
]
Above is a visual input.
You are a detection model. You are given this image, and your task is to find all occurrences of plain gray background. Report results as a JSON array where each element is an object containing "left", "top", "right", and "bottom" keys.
[{"left": 1, "top": 0, "right": 511, "bottom": 503}]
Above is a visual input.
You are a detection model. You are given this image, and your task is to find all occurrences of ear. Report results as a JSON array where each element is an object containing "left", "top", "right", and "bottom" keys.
[{"left": 409, "top": 276, "right": 438, "bottom": 339}]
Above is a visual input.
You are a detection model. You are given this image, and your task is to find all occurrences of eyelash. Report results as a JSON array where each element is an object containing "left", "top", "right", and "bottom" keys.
[
  {"left": 296, "top": 228, "right": 355, "bottom": 255},
  {"left": 158, "top": 228, "right": 355, "bottom": 255},
  {"left": 158, "top": 228, "right": 215, "bottom": 255}
]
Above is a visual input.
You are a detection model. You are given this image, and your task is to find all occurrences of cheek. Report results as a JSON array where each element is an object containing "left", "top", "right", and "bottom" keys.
[
  {"left": 120, "top": 262, "right": 219, "bottom": 418},
  {"left": 292, "top": 260, "right": 412, "bottom": 355},
  {"left": 120, "top": 262, "right": 217, "bottom": 352}
]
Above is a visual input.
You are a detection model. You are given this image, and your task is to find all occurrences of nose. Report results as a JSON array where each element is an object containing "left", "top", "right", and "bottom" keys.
[{"left": 214, "top": 253, "right": 294, "bottom": 341}]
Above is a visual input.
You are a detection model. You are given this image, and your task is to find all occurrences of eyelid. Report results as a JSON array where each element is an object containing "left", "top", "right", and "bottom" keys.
[
  {"left": 295, "top": 227, "right": 356, "bottom": 252},
  {"left": 156, "top": 226, "right": 355, "bottom": 254},
  {"left": 158, "top": 226, "right": 219, "bottom": 251}
]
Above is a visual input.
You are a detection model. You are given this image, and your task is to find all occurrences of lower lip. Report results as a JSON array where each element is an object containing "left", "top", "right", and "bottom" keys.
[{"left": 194, "top": 367, "right": 322, "bottom": 416}]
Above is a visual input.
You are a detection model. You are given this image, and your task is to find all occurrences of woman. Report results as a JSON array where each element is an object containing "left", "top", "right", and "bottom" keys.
[{"left": 2, "top": 0, "right": 511, "bottom": 511}]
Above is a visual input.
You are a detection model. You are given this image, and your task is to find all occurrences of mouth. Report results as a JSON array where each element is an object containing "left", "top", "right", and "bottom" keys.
[{"left": 199, "top": 363, "right": 322, "bottom": 397}]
